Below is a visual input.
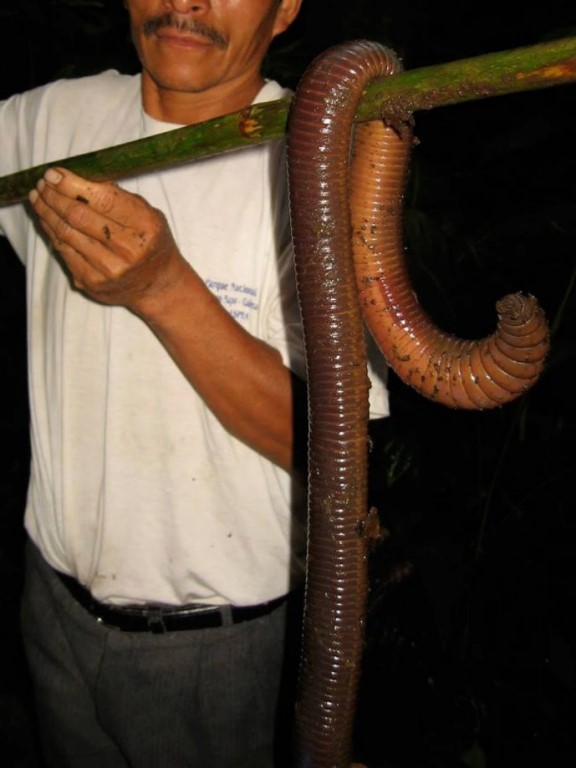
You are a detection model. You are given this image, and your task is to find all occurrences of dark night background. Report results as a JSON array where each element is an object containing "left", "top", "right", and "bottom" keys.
[{"left": 1, "top": 1, "right": 575, "bottom": 766}]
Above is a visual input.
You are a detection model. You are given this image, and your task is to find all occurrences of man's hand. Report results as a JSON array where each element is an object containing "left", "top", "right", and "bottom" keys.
[{"left": 29, "top": 167, "right": 187, "bottom": 309}]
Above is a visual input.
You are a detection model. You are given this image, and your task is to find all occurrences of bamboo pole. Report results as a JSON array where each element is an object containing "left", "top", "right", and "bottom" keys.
[{"left": 1, "top": 35, "right": 575, "bottom": 206}]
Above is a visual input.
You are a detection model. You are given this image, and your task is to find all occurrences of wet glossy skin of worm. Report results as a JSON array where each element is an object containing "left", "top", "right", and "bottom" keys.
[{"left": 286, "top": 40, "right": 549, "bottom": 767}]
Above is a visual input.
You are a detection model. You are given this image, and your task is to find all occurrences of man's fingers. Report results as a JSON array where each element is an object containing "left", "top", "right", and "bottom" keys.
[
  {"left": 36, "top": 167, "right": 146, "bottom": 226},
  {"left": 28, "top": 173, "right": 156, "bottom": 270},
  {"left": 31, "top": 180, "right": 128, "bottom": 249},
  {"left": 34, "top": 215, "right": 117, "bottom": 291}
]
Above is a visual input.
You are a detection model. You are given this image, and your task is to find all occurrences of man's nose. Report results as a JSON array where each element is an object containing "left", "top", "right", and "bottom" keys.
[{"left": 164, "top": 0, "right": 211, "bottom": 14}]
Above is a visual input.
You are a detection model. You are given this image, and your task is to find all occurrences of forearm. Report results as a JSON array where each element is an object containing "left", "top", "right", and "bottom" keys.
[{"left": 132, "top": 259, "right": 298, "bottom": 471}]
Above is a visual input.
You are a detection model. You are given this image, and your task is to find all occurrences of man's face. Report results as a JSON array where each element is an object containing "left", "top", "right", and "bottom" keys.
[{"left": 125, "top": 0, "right": 296, "bottom": 96}]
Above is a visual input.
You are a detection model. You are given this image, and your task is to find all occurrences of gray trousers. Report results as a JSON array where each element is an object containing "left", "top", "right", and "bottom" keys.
[{"left": 20, "top": 542, "right": 299, "bottom": 767}]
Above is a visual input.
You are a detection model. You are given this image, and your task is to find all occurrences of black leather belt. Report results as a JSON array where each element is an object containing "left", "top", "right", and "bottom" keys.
[{"left": 55, "top": 569, "right": 287, "bottom": 634}]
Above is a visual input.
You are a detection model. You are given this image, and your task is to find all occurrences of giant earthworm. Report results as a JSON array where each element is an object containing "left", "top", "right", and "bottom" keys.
[{"left": 287, "top": 39, "right": 549, "bottom": 767}]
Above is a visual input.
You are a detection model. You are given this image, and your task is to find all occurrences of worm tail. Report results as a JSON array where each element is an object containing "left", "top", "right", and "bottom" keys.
[{"left": 350, "top": 117, "right": 550, "bottom": 408}]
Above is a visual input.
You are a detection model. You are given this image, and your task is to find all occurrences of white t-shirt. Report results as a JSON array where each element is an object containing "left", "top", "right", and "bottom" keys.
[{"left": 0, "top": 71, "right": 389, "bottom": 606}]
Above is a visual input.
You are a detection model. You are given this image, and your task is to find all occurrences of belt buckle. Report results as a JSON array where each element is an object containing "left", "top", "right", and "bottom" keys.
[{"left": 145, "top": 607, "right": 167, "bottom": 634}]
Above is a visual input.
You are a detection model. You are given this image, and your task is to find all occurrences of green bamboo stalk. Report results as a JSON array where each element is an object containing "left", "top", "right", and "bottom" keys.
[
  {"left": 355, "top": 34, "right": 576, "bottom": 122},
  {"left": 1, "top": 35, "right": 575, "bottom": 206}
]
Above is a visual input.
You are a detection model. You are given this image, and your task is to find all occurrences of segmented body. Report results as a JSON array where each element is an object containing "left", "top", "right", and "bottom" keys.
[{"left": 287, "top": 39, "right": 549, "bottom": 767}]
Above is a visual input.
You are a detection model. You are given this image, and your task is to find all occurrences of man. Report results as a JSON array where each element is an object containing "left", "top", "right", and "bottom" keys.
[{"left": 0, "top": 1, "right": 388, "bottom": 765}]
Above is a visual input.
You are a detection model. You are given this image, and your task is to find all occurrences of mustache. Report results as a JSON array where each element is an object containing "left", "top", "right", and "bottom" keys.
[{"left": 142, "top": 13, "right": 228, "bottom": 48}]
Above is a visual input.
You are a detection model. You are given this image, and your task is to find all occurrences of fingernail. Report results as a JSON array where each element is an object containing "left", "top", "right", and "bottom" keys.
[
  {"left": 28, "top": 189, "right": 39, "bottom": 204},
  {"left": 44, "top": 169, "right": 63, "bottom": 185}
]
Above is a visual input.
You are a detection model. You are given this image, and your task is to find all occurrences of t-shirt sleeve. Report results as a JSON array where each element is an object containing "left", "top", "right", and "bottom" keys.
[
  {"left": 265, "top": 239, "right": 390, "bottom": 419},
  {"left": 265, "top": 239, "right": 307, "bottom": 381}
]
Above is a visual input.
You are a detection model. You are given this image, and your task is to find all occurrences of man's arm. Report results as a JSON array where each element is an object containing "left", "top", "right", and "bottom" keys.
[{"left": 29, "top": 167, "right": 304, "bottom": 473}]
